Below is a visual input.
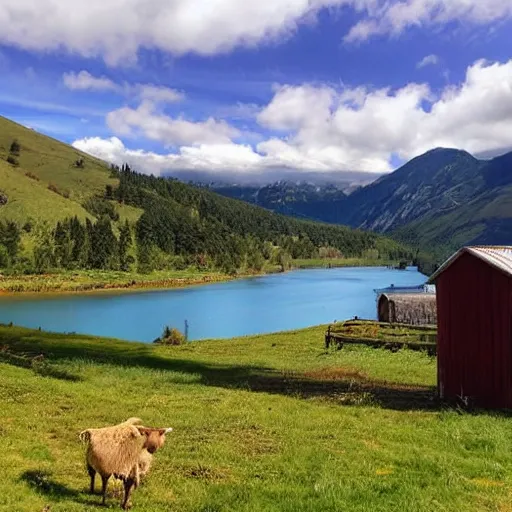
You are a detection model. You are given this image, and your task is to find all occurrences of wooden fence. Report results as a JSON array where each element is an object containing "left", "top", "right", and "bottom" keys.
[{"left": 325, "top": 320, "right": 437, "bottom": 356}]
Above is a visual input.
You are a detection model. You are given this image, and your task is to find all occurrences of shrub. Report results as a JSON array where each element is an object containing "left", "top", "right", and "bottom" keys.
[
  {"left": 9, "top": 140, "right": 20, "bottom": 155},
  {"left": 0, "top": 244, "right": 9, "bottom": 268},
  {"left": 6, "top": 155, "right": 19, "bottom": 166},
  {"left": 0, "top": 191, "right": 7, "bottom": 206},
  {"left": 25, "top": 171, "right": 40, "bottom": 181},
  {"left": 74, "top": 157, "right": 84, "bottom": 168},
  {"left": 48, "top": 183, "right": 60, "bottom": 194},
  {"left": 318, "top": 246, "right": 343, "bottom": 259},
  {"left": 83, "top": 196, "right": 119, "bottom": 221},
  {"left": 22, "top": 221, "right": 33, "bottom": 233},
  {"left": 154, "top": 326, "right": 186, "bottom": 345}
]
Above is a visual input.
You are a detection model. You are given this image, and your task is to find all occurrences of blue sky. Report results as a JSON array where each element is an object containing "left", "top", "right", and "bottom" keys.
[{"left": 1, "top": 0, "right": 512, "bottom": 179}]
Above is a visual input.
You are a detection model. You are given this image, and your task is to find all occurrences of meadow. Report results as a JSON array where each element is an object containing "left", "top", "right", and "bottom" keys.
[{"left": 1, "top": 324, "right": 512, "bottom": 511}]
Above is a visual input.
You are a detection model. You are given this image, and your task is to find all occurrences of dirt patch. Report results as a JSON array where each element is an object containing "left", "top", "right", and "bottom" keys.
[{"left": 303, "top": 367, "right": 368, "bottom": 382}]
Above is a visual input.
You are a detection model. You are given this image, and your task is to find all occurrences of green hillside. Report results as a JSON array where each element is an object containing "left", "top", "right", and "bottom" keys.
[{"left": 0, "top": 116, "right": 143, "bottom": 226}]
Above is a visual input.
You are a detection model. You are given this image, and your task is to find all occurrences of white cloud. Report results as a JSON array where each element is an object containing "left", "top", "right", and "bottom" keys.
[
  {"left": 1, "top": 1, "right": 510, "bottom": 64},
  {"left": 106, "top": 101, "right": 240, "bottom": 146},
  {"left": 63, "top": 70, "right": 119, "bottom": 91},
  {"left": 72, "top": 136, "right": 264, "bottom": 175},
  {"left": 136, "top": 84, "right": 185, "bottom": 103},
  {"left": 345, "top": 0, "right": 512, "bottom": 42},
  {"left": 75, "top": 59, "right": 512, "bottom": 175},
  {"left": 417, "top": 54, "right": 439, "bottom": 69},
  {"left": 0, "top": 0, "right": 347, "bottom": 65},
  {"left": 63, "top": 70, "right": 184, "bottom": 104}
]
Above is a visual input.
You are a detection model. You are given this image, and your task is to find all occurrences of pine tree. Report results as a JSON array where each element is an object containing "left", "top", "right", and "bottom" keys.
[
  {"left": 34, "top": 224, "right": 56, "bottom": 273},
  {"left": 119, "top": 220, "right": 132, "bottom": 271},
  {"left": 89, "top": 216, "right": 118, "bottom": 269},
  {"left": 69, "top": 217, "right": 86, "bottom": 267},
  {"left": 105, "top": 184, "right": 114, "bottom": 200},
  {"left": 85, "top": 218, "right": 95, "bottom": 268},
  {"left": 54, "top": 221, "right": 72, "bottom": 268},
  {"left": 0, "top": 221, "right": 21, "bottom": 262}
]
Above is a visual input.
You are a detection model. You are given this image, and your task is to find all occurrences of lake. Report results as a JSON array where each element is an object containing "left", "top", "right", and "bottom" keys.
[{"left": 0, "top": 267, "right": 426, "bottom": 342}]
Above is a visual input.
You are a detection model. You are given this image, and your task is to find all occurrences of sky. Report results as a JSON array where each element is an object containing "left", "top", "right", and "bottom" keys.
[{"left": 1, "top": 0, "right": 512, "bottom": 180}]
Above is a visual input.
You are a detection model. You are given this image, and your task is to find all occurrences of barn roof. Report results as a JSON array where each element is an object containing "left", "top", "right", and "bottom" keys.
[{"left": 428, "top": 246, "right": 512, "bottom": 283}]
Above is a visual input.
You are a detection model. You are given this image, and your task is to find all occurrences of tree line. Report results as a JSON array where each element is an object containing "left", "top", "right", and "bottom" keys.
[{"left": 0, "top": 164, "right": 413, "bottom": 274}]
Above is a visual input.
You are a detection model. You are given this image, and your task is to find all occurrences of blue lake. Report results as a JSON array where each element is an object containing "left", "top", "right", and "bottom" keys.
[{"left": 0, "top": 267, "right": 426, "bottom": 342}]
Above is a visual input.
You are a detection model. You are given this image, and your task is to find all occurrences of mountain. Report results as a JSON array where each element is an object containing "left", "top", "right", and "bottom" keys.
[
  {"left": 339, "top": 148, "right": 512, "bottom": 253},
  {"left": 0, "top": 116, "right": 411, "bottom": 273},
  {"left": 205, "top": 146, "right": 512, "bottom": 257},
  {"left": 337, "top": 148, "right": 486, "bottom": 232},
  {"left": 204, "top": 181, "right": 352, "bottom": 222}
]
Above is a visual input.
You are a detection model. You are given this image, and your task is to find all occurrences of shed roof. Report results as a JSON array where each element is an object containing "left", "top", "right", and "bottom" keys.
[
  {"left": 428, "top": 246, "right": 512, "bottom": 283},
  {"left": 378, "top": 293, "right": 437, "bottom": 325}
]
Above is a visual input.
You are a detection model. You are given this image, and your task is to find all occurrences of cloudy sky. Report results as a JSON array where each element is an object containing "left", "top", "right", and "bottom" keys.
[{"left": 1, "top": 0, "right": 512, "bottom": 178}]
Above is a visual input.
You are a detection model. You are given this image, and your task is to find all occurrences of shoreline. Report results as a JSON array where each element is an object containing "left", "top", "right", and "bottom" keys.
[{"left": 0, "top": 259, "right": 400, "bottom": 296}]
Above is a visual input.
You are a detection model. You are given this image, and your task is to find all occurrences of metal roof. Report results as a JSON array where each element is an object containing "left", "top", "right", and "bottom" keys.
[
  {"left": 428, "top": 246, "right": 512, "bottom": 282},
  {"left": 374, "top": 284, "right": 436, "bottom": 295}
]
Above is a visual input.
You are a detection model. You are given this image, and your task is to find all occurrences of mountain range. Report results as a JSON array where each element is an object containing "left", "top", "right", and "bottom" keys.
[{"left": 211, "top": 148, "right": 512, "bottom": 256}]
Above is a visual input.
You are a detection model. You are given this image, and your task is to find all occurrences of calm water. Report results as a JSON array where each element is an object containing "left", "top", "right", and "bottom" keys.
[{"left": 0, "top": 267, "right": 426, "bottom": 342}]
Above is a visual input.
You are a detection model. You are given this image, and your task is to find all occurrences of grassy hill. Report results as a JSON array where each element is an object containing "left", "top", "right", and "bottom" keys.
[
  {"left": 2, "top": 324, "right": 512, "bottom": 511},
  {"left": 0, "top": 116, "right": 143, "bottom": 226}
]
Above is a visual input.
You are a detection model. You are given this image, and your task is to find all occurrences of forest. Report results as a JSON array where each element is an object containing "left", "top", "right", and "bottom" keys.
[{"left": 0, "top": 164, "right": 413, "bottom": 275}]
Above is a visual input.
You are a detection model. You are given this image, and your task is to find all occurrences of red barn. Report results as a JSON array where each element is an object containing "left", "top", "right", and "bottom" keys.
[{"left": 429, "top": 246, "right": 512, "bottom": 408}]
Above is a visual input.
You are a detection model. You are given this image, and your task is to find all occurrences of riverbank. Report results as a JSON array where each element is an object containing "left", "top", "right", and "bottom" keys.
[
  {"left": 0, "top": 269, "right": 236, "bottom": 294},
  {"left": 1, "top": 324, "right": 510, "bottom": 511},
  {"left": 0, "top": 258, "right": 399, "bottom": 294},
  {"left": 291, "top": 257, "right": 396, "bottom": 269}
]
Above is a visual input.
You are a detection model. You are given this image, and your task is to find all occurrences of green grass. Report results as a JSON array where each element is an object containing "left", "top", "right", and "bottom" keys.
[
  {"left": 292, "top": 258, "right": 396, "bottom": 269},
  {"left": 1, "top": 324, "right": 512, "bottom": 511},
  {"left": 0, "top": 116, "right": 144, "bottom": 225},
  {"left": 0, "top": 160, "right": 93, "bottom": 224},
  {"left": 0, "top": 269, "right": 233, "bottom": 293}
]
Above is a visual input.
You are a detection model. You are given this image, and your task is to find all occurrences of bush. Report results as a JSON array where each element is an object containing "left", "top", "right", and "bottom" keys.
[
  {"left": 9, "top": 140, "right": 20, "bottom": 155},
  {"left": 47, "top": 183, "right": 70, "bottom": 198},
  {"left": 25, "top": 171, "right": 40, "bottom": 181},
  {"left": 74, "top": 157, "right": 84, "bottom": 168},
  {"left": 48, "top": 183, "right": 60, "bottom": 194},
  {"left": 6, "top": 155, "right": 19, "bottom": 166},
  {"left": 154, "top": 326, "right": 186, "bottom": 345},
  {"left": 0, "top": 191, "right": 7, "bottom": 206},
  {"left": 83, "top": 196, "right": 119, "bottom": 221},
  {"left": 0, "top": 244, "right": 9, "bottom": 268}
]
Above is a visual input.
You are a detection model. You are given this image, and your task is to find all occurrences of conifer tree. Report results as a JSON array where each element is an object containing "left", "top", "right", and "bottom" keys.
[{"left": 119, "top": 220, "right": 132, "bottom": 271}]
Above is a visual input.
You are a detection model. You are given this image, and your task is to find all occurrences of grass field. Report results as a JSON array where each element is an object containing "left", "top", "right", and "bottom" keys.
[
  {"left": 0, "top": 269, "right": 234, "bottom": 293},
  {"left": 0, "top": 116, "right": 144, "bottom": 226},
  {"left": 1, "top": 324, "right": 512, "bottom": 511}
]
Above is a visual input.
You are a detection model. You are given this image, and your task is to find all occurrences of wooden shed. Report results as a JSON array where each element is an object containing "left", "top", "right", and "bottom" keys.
[
  {"left": 429, "top": 246, "right": 512, "bottom": 408},
  {"left": 377, "top": 293, "right": 437, "bottom": 325}
]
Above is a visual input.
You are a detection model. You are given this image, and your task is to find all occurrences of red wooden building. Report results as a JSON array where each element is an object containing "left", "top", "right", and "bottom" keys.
[{"left": 429, "top": 246, "right": 512, "bottom": 408}]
